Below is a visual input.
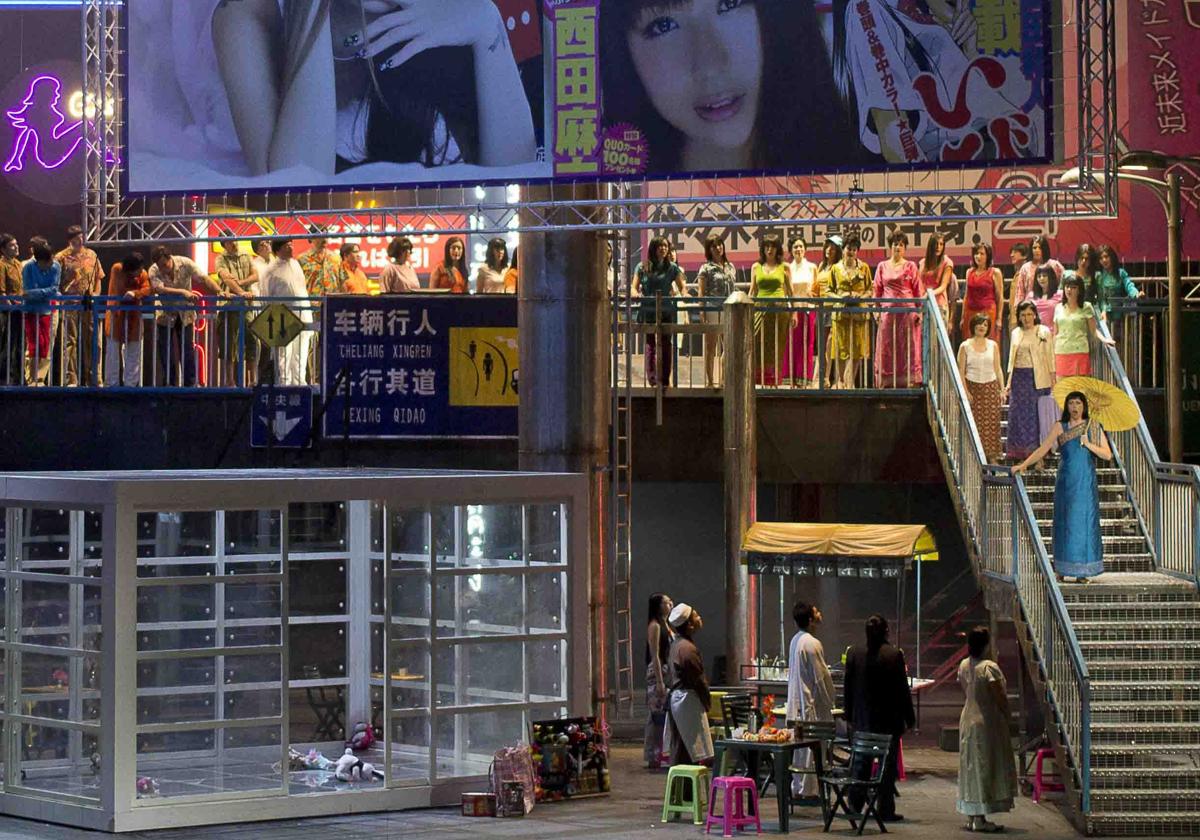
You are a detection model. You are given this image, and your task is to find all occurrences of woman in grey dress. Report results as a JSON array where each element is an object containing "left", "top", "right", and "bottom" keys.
[{"left": 957, "top": 626, "right": 1017, "bottom": 832}]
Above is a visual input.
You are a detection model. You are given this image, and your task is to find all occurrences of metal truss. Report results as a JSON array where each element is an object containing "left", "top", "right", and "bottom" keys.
[{"left": 83, "top": 0, "right": 1117, "bottom": 244}]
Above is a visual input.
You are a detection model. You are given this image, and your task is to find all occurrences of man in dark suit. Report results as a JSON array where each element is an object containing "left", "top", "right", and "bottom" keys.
[{"left": 843, "top": 614, "right": 916, "bottom": 822}]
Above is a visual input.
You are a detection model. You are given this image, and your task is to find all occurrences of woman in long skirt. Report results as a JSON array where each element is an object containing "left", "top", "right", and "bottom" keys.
[
  {"left": 1003, "top": 301, "right": 1055, "bottom": 461},
  {"left": 751, "top": 235, "right": 794, "bottom": 386},
  {"left": 957, "top": 626, "right": 1017, "bottom": 832},
  {"left": 873, "top": 231, "right": 923, "bottom": 388},
  {"left": 787, "top": 236, "right": 818, "bottom": 386},
  {"left": 1014, "top": 392, "right": 1113, "bottom": 581},
  {"left": 958, "top": 314, "right": 1003, "bottom": 462},
  {"left": 644, "top": 593, "right": 674, "bottom": 769}
]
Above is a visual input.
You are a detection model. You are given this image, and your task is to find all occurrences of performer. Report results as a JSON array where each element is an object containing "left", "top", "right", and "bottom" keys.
[
  {"left": 829, "top": 235, "right": 872, "bottom": 389},
  {"left": 55, "top": 226, "right": 105, "bottom": 387},
  {"left": 431, "top": 237, "right": 468, "bottom": 294},
  {"left": 750, "top": 234, "right": 793, "bottom": 386},
  {"left": 786, "top": 601, "right": 835, "bottom": 798},
  {"left": 956, "top": 626, "right": 1017, "bottom": 832},
  {"left": 380, "top": 237, "right": 421, "bottom": 293},
  {"left": 103, "top": 253, "right": 152, "bottom": 388},
  {"left": 873, "top": 231, "right": 923, "bottom": 388},
  {"left": 787, "top": 236, "right": 818, "bottom": 386},
  {"left": 663, "top": 603, "right": 714, "bottom": 767},
  {"left": 475, "top": 238, "right": 510, "bottom": 294},
  {"left": 644, "top": 593, "right": 675, "bottom": 770},
  {"left": 338, "top": 243, "right": 370, "bottom": 294}
]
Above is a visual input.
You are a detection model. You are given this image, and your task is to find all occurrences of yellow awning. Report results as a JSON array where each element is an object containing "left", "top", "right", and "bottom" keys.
[{"left": 741, "top": 522, "right": 938, "bottom": 562}]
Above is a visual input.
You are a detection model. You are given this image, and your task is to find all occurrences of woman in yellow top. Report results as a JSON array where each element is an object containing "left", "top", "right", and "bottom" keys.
[
  {"left": 750, "top": 234, "right": 794, "bottom": 386},
  {"left": 829, "top": 234, "right": 873, "bottom": 388},
  {"left": 813, "top": 235, "right": 843, "bottom": 388}
]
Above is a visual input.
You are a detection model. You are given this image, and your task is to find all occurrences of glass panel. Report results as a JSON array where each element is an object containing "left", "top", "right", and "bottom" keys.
[
  {"left": 226, "top": 624, "right": 282, "bottom": 648},
  {"left": 432, "top": 506, "right": 455, "bottom": 567},
  {"left": 225, "top": 653, "right": 282, "bottom": 686},
  {"left": 289, "top": 623, "right": 346, "bottom": 681},
  {"left": 20, "top": 651, "right": 71, "bottom": 695},
  {"left": 389, "top": 715, "right": 431, "bottom": 785},
  {"left": 527, "top": 503, "right": 565, "bottom": 565},
  {"left": 16, "top": 508, "right": 70, "bottom": 568},
  {"left": 225, "top": 688, "right": 282, "bottom": 720},
  {"left": 434, "top": 642, "right": 523, "bottom": 708},
  {"left": 136, "top": 511, "right": 216, "bottom": 558},
  {"left": 462, "top": 504, "right": 523, "bottom": 568},
  {"left": 225, "top": 581, "right": 282, "bottom": 620},
  {"left": 384, "top": 645, "right": 430, "bottom": 711},
  {"left": 137, "top": 726, "right": 282, "bottom": 799},
  {"left": 435, "top": 573, "right": 524, "bottom": 636},
  {"left": 287, "top": 685, "right": 346, "bottom": 745},
  {"left": 20, "top": 724, "right": 100, "bottom": 802},
  {"left": 389, "top": 575, "right": 430, "bottom": 640},
  {"left": 434, "top": 708, "right": 524, "bottom": 779},
  {"left": 288, "top": 559, "right": 346, "bottom": 617},
  {"left": 137, "top": 584, "right": 215, "bottom": 623},
  {"left": 138, "top": 658, "right": 217, "bottom": 690},
  {"left": 82, "top": 509, "right": 103, "bottom": 562},
  {"left": 527, "top": 639, "right": 566, "bottom": 703},
  {"left": 287, "top": 502, "right": 346, "bottom": 553},
  {"left": 389, "top": 507, "right": 430, "bottom": 570},
  {"left": 137, "top": 562, "right": 216, "bottom": 579},
  {"left": 371, "top": 559, "right": 384, "bottom": 614},
  {"left": 136, "top": 729, "right": 215, "bottom": 762},
  {"left": 527, "top": 572, "right": 565, "bottom": 633},
  {"left": 137, "top": 691, "right": 216, "bottom": 726},
  {"left": 224, "top": 509, "right": 282, "bottom": 556},
  {"left": 138, "top": 628, "right": 217, "bottom": 652},
  {"left": 20, "top": 580, "right": 69, "bottom": 638}
]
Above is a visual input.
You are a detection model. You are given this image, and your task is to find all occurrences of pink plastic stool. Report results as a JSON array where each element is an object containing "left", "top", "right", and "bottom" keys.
[
  {"left": 705, "top": 776, "right": 763, "bottom": 837},
  {"left": 1032, "top": 747, "right": 1064, "bottom": 802}
]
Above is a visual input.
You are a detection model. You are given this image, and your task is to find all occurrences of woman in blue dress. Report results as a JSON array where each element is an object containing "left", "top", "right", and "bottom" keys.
[{"left": 1013, "top": 391, "right": 1112, "bottom": 582}]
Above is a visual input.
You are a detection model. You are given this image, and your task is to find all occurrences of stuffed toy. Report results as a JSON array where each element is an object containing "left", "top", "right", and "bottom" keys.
[
  {"left": 346, "top": 722, "right": 375, "bottom": 752},
  {"left": 334, "top": 748, "right": 381, "bottom": 782}
]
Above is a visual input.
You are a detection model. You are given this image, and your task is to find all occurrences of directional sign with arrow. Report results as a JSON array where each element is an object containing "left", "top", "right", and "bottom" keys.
[
  {"left": 251, "top": 386, "right": 312, "bottom": 448},
  {"left": 250, "top": 303, "right": 305, "bottom": 349}
]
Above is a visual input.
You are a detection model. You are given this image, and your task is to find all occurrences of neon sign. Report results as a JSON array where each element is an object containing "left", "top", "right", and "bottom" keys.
[{"left": 3, "top": 73, "right": 118, "bottom": 173}]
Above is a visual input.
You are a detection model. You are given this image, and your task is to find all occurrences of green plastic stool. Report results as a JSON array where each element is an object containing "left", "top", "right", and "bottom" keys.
[{"left": 661, "top": 764, "right": 710, "bottom": 825}]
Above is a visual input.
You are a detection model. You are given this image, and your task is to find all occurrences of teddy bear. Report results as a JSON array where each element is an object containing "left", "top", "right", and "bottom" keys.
[{"left": 334, "top": 748, "right": 381, "bottom": 783}]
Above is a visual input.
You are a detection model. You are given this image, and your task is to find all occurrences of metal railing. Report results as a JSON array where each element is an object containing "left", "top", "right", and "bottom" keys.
[
  {"left": 924, "top": 290, "right": 1092, "bottom": 812},
  {"left": 0, "top": 295, "right": 318, "bottom": 389},
  {"left": 1089, "top": 321, "right": 1200, "bottom": 588},
  {"left": 613, "top": 295, "right": 927, "bottom": 393}
]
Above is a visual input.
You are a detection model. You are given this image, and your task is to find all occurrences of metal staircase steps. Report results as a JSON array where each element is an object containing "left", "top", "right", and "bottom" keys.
[
  {"left": 1072, "top": 621, "right": 1200, "bottom": 642},
  {"left": 1090, "top": 722, "right": 1200, "bottom": 745},
  {"left": 1079, "top": 640, "right": 1200, "bottom": 663},
  {"left": 1091, "top": 701, "right": 1200, "bottom": 724}
]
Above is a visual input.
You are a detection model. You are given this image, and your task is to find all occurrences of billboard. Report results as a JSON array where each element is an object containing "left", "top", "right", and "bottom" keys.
[
  {"left": 125, "top": 0, "right": 1050, "bottom": 194},
  {"left": 322, "top": 295, "right": 517, "bottom": 439},
  {"left": 125, "top": 0, "right": 548, "bottom": 193}
]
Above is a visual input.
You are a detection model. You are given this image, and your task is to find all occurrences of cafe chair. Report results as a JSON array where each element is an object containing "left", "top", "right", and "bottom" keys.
[
  {"left": 788, "top": 720, "right": 837, "bottom": 819},
  {"left": 818, "top": 731, "right": 892, "bottom": 835}
]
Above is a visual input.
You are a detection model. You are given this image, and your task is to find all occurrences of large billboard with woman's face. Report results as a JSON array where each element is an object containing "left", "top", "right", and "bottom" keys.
[{"left": 125, "top": 0, "right": 1051, "bottom": 194}]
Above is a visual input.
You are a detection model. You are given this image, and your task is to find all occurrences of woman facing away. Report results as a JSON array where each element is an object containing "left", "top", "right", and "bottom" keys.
[
  {"left": 1014, "top": 391, "right": 1113, "bottom": 582},
  {"left": 873, "top": 231, "right": 923, "bottom": 388},
  {"left": 599, "top": 0, "right": 858, "bottom": 175},
  {"left": 958, "top": 313, "right": 1003, "bottom": 463},
  {"left": 956, "top": 626, "right": 1017, "bottom": 833},
  {"left": 1003, "top": 301, "right": 1055, "bottom": 463},
  {"left": 644, "top": 593, "right": 675, "bottom": 770},
  {"left": 210, "top": 0, "right": 536, "bottom": 176}
]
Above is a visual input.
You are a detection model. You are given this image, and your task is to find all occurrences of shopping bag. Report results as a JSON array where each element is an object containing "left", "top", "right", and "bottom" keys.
[{"left": 490, "top": 744, "right": 536, "bottom": 816}]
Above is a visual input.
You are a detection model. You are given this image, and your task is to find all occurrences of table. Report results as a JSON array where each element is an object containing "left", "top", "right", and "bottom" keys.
[{"left": 712, "top": 737, "right": 824, "bottom": 833}]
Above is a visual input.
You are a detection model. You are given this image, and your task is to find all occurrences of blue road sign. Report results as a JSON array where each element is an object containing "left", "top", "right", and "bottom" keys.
[{"left": 251, "top": 386, "right": 313, "bottom": 448}]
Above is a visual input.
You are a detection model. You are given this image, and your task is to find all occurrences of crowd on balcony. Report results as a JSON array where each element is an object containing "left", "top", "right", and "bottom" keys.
[
  {"left": 629, "top": 232, "right": 1145, "bottom": 440},
  {"left": 0, "top": 227, "right": 520, "bottom": 389}
]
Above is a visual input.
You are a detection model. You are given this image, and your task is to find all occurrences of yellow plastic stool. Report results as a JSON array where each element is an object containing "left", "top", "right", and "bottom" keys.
[{"left": 662, "top": 764, "right": 710, "bottom": 825}]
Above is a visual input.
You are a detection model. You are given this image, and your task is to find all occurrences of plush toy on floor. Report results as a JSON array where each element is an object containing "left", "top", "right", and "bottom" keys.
[
  {"left": 346, "top": 722, "right": 375, "bottom": 751},
  {"left": 334, "top": 748, "right": 381, "bottom": 783}
]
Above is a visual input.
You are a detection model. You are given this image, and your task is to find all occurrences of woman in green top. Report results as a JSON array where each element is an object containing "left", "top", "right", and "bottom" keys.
[
  {"left": 633, "top": 236, "right": 686, "bottom": 388},
  {"left": 1053, "top": 276, "right": 1115, "bottom": 377},
  {"left": 750, "top": 234, "right": 794, "bottom": 386}
]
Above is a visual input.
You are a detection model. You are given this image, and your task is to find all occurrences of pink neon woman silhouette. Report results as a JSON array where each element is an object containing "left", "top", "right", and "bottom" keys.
[{"left": 4, "top": 75, "right": 84, "bottom": 173}]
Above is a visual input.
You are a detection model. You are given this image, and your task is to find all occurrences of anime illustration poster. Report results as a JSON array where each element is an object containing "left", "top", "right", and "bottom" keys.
[
  {"left": 571, "top": 0, "right": 1051, "bottom": 180},
  {"left": 125, "top": 0, "right": 549, "bottom": 193}
]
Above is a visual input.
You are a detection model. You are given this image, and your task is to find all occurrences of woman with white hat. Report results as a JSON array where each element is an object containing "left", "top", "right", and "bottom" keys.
[{"left": 663, "top": 603, "right": 714, "bottom": 767}]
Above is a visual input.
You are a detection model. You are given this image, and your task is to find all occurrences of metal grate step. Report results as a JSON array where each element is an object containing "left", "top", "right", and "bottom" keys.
[
  {"left": 1086, "top": 662, "right": 1200, "bottom": 680},
  {"left": 1092, "top": 701, "right": 1200, "bottom": 725},
  {"left": 1079, "top": 640, "right": 1200, "bottom": 663},
  {"left": 1074, "top": 621, "right": 1200, "bottom": 642},
  {"left": 1091, "top": 723, "right": 1200, "bottom": 745},
  {"left": 1064, "top": 604, "right": 1200, "bottom": 623},
  {"left": 1091, "top": 767, "right": 1200, "bottom": 789},
  {"left": 1089, "top": 681, "right": 1200, "bottom": 704}
]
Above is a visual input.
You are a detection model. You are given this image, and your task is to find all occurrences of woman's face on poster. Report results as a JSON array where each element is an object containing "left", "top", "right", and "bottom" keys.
[{"left": 626, "top": 0, "right": 763, "bottom": 157}]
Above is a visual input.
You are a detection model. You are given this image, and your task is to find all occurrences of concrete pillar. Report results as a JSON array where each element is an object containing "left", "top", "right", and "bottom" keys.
[
  {"left": 723, "top": 292, "right": 757, "bottom": 683},
  {"left": 517, "top": 186, "right": 610, "bottom": 715}
]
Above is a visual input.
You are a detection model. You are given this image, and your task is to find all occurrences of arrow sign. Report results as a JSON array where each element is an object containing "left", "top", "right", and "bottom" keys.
[
  {"left": 250, "top": 303, "right": 304, "bottom": 349},
  {"left": 251, "top": 386, "right": 312, "bottom": 449}
]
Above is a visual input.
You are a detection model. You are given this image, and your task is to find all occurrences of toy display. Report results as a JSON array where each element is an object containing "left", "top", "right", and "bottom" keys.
[
  {"left": 346, "top": 722, "right": 375, "bottom": 752},
  {"left": 529, "top": 717, "right": 610, "bottom": 802}
]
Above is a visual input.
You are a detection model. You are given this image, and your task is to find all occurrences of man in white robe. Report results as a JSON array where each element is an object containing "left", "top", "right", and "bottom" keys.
[{"left": 786, "top": 601, "right": 836, "bottom": 797}]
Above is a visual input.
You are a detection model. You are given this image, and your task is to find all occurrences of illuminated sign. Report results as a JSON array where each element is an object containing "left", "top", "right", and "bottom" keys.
[{"left": 2, "top": 73, "right": 117, "bottom": 173}]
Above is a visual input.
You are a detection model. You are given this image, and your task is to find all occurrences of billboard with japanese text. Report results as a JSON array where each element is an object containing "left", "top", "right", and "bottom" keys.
[
  {"left": 321, "top": 296, "right": 517, "bottom": 439},
  {"left": 123, "top": 0, "right": 1049, "bottom": 194}
]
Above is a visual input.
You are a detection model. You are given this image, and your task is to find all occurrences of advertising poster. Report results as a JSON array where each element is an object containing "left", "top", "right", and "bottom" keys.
[
  {"left": 126, "top": 0, "right": 548, "bottom": 193},
  {"left": 322, "top": 295, "right": 517, "bottom": 439}
]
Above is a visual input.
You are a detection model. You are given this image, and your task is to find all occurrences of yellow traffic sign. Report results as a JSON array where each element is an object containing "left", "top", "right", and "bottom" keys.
[{"left": 250, "top": 303, "right": 304, "bottom": 348}]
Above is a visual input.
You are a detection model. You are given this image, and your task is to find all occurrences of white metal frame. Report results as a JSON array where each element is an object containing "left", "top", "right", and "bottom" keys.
[{"left": 0, "top": 470, "right": 589, "bottom": 832}]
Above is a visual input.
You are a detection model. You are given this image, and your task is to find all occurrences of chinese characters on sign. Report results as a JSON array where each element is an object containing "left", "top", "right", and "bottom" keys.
[
  {"left": 322, "top": 296, "right": 518, "bottom": 439},
  {"left": 552, "top": 2, "right": 600, "bottom": 177}
]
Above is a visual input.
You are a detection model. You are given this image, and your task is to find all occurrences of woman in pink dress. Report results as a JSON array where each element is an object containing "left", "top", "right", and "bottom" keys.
[
  {"left": 874, "top": 231, "right": 924, "bottom": 388},
  {"left": 787, "top": 236, "right": 819, "bottom": 386}
]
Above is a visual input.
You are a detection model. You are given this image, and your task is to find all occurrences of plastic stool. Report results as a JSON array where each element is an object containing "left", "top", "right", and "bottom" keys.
[
  {"left": 1032, "top": 747, "right": 1064, "bottom": 803},
  {"left": 662, "top": 764, "right": 710, "bottom": 825},
  {"left": 706, "top": 776, "right": 763, "bottom": 837}
]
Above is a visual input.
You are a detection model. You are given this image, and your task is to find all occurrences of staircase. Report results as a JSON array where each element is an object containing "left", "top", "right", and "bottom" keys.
[{"left": 924, "top": 294, "right": 1200, "bottom": 836}]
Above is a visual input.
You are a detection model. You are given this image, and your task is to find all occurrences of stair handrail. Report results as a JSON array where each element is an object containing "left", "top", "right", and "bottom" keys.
[
  {"left": 1091, "top": 324, "right": 1200, "bottom": 588},
  {"left": 924, "top": 291, "right": 1091, "bottom": 812}
]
